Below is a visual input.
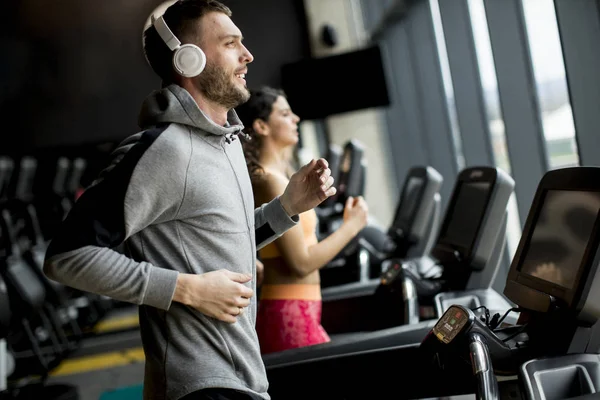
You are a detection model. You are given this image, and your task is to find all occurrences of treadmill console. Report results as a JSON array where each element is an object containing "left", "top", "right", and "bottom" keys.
[
  {"left": 380, "top": 259, "right": 403, "bottom": 285},
  {"left": 504, "top": 167, "right": 600, "bottom": 322},
  {"left": 433, "top": 305, "right": 473, "bottom": 344}
]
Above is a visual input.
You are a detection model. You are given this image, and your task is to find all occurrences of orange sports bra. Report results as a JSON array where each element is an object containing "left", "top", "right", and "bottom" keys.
[{"left": 259, "top": 209, "right": 319, "bottom": 259}]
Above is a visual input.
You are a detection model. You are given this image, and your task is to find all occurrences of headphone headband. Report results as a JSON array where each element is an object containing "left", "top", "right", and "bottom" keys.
[
  {"left": 146, "top": 10, "right": 206, "bottom": 78},
  {"left": 153, "top": 15, "right": 181, "bottom": 51}
]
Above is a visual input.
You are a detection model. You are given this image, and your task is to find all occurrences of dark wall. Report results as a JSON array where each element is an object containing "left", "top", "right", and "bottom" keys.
[
  {"left": 0, "top": 0, "right": 310, "bottom": 153},
  {"left": 222, "top": 0, "right": 311, "bottom": 90}
]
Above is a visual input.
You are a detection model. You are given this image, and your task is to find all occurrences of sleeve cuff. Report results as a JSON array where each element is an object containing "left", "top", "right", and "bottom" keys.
[
  {"left": 265, "top": 197, "right": 299, "bottom": 234},
  {"left": 143, "top": 266, "right": 179, "bottom": 310}
]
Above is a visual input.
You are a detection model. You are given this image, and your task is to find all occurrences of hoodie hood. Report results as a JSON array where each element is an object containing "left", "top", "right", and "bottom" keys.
[{"left": 138, "top": 84, "right": 247, "bottom": 142}]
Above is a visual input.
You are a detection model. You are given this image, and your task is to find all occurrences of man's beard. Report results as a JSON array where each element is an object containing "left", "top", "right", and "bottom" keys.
[{"left": 195, "top": 63, "right": 250, "bottom": 109}]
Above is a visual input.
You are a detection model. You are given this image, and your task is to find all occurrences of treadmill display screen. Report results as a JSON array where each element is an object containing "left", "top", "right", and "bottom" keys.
[
  {"left": 433, "top": 305, "right": 470, "bottom": 344},
  {"left": 519, "top": 190, "right": 600, "bottom": 290},
  {"left": 439, "top": 182, "right": 491, "bottom": 252},
  {"left": 392, "top": 177, "right": 424, "bottom": 231}
]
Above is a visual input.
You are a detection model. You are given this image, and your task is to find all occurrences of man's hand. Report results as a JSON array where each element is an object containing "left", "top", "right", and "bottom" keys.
[
  {"left": 280, "top": 158, "right": 336, "bottom": 216},
  {"left": 173, "top": 269, "right": 253, "bottom": 323}
]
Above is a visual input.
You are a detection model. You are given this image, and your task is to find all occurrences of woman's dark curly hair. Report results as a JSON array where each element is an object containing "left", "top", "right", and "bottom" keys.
[{"left": 236, "top": 86, "right": 286, "bottom": 181}]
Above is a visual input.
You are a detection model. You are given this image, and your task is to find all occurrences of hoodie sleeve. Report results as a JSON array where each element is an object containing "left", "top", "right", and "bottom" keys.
[
  {"left": 43, "top": 127, "right": 183, "bottom": 310},
  {"left": 254, "top": 197, "right": 299, "bottom": 250}
]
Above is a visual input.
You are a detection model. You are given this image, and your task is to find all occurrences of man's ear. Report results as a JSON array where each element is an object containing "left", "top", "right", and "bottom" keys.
[{"left": 252, "top": 119, "right": 269, "bottom": 136}]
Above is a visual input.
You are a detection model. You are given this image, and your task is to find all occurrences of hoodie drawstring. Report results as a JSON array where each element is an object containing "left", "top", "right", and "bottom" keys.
[{"left": 225, "top": 131, "right": 251, "bottom": 144}]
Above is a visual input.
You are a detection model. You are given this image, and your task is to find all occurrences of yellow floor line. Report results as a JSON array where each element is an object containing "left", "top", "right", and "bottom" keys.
[
  {"left": 50, "top": 347, "right": 145, "bottom": 377},
  {"left": 93, "top": 314, "right": 140, "bottom": 334}
]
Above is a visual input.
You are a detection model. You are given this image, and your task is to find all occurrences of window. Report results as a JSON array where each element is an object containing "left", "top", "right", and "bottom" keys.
[
  {"left": 429, "top": 0, "right": 465, "bottom": 171},
  {"left": 521, "top": 0, "right": 579, "bottom": 169},
  {"left": 468, "top": 0, "right": 521, "bottom": 259}
]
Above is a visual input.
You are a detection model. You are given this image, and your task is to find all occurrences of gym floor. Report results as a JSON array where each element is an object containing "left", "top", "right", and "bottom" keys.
[
  {"left": 45, "top": 306, "right": 145, "bottom": 400},
  {"left": 47, "top": 361, "right": 144, "bottom": 400}
]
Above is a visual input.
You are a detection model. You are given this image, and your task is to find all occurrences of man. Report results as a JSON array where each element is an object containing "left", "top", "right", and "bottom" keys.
[{"left": 43, "top": 1, "right": 336, "bottom": 399}]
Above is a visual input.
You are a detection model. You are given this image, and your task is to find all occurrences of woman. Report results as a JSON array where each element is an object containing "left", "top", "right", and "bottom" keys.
[{"left": 237, "top": 86, "right": 369, "bottom": 354}]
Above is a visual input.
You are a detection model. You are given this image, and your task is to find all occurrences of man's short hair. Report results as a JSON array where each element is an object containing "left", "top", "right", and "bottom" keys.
[{"left": 143, "top": 0, "right": 232, "bottom": 84}]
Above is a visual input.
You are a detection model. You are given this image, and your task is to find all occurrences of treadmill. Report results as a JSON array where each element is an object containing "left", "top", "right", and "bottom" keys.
[
  {"left": 318, "top": 140, "right": 367, "bottom": 288},
  {"left": 321, "top": 166, "right": 514, "bottom": 333},
  {"left": 0, "top": 275, "right": 11, "bottom": 393},
  {"left": 0, "top": 158, "right": 12, "bottom": 393},
  {"left": 263, "top": 166, "right": 600, "bottom": 400},
  {"left": 422, "top": 166, "right": 600, "bottom": 400},
  {"left": 360, "top": 165, "right": 444, "bottom": 270},
  {"left": 320, "top": 165, "right": 443, "bottom": 294},
  {"left": 389, "top": 166, "right": 444, "bottom": 260}
]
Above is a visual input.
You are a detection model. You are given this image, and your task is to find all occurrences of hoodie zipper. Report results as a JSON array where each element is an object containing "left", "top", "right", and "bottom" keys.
[
  {"left": 222, "top": 138, "right": 255, "bottom": 237},
  {"left": 222, "top": 139, "right": 256, "bottom": 321}
]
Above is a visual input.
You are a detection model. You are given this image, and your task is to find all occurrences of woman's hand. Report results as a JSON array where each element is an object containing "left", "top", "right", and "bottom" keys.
[
  {"left": 342, "top": 196, "right": 369, "bottom": 236},
  {"left": 256, "top": 259, "right": 264, "bottom": 287}
]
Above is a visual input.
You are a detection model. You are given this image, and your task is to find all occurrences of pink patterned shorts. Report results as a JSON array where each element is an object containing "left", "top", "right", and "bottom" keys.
[{"left": 256, "top": 296, "right": 331, "bottom": 354}]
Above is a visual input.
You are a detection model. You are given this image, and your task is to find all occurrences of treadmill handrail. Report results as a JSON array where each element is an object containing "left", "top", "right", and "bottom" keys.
[
  {"left": 321, "top": 278, "right": 380, "bottom": 302},
  {"left": 421, "top": 192, "right": 442, "bottom": 257}
]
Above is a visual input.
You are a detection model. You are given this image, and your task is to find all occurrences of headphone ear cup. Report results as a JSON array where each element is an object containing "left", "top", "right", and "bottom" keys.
[{"left": 173, "top": 44, "right": 206, "bottom": 78}]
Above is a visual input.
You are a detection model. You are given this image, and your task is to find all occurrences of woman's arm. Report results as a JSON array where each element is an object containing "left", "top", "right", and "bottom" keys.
[{"left": 255, "top": 173, "right": 368, "bottom": 278}]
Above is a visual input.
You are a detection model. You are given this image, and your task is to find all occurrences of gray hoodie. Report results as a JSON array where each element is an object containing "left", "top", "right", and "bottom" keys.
[{"left": 44, "top": 84, "right": 298, "bottom": 400}]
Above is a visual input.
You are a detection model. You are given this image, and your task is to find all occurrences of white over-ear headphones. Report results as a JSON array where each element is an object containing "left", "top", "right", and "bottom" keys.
[{"left": 151, "top": 14, "right": 206, "bottom": 78}]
